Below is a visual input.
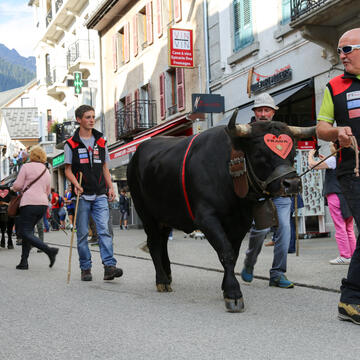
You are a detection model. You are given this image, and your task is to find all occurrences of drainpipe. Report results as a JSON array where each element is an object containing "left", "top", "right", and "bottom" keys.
[
  {"left": 98, "top": 33, "right": 105, "bottom": 135},
  {"left": 203, "top": 0, "right": 212, "bottom": 127}
]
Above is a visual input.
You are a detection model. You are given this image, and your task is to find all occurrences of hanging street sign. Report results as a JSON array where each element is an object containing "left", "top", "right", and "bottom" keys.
[
  {"left": 168, "top": 28, "right": 194, "bottom": 68},
  {"left": 192, "top": 93, "right": 225, "bottom": 113}
]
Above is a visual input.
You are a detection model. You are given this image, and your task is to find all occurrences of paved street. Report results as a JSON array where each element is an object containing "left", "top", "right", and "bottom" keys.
[{"left": 1, "top": 228, "right": 359, "bottom": 360}]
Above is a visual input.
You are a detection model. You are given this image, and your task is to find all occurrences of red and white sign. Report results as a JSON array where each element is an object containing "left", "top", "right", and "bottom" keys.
[
  {"left": 297, "top": 141, "right": 315, "bottom": 150},
  {"left": 168, "top": 28, "right": 194, "bottom": 68}
]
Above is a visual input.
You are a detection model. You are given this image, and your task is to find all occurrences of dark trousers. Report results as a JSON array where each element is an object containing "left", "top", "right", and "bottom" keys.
[
  {"left": 338, "top": 175, "right": 360, "bottom": 303},
  {"left": 19, "top": 205, "right": 51, "bottom": 261}
]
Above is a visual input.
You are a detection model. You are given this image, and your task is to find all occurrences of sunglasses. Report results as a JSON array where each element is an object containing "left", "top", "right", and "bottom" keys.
[{"left": 337, "top": 44, "right": 360, "bottom": 55}]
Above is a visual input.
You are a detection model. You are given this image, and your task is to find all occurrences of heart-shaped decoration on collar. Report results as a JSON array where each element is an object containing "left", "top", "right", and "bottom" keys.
[
  {"left": 0, "top": 189, "right": 9, "bottom": 198},
  {"left": 264, "top": 134, "right": 293, "bottom": 159}
]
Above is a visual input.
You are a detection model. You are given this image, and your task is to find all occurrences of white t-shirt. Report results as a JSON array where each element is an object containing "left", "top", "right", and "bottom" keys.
[{"left": 325, "top": 156, "right": 336, "bottom": 170}]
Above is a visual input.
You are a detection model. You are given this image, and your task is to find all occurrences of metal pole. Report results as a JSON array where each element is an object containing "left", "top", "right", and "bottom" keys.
[{"left": 295, "top": 195, "right": 299, "bottom": 256}]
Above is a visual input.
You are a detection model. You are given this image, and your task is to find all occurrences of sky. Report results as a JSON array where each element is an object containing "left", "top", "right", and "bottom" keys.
[{"left": 0, "top": 0, "right": 36, "bottom": 58}]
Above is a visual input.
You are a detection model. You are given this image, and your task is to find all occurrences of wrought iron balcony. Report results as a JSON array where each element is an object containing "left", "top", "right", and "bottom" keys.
[
  {"left": 46, "top": 8, "right": 52, "bottom": 27},
  {"left": 56, "top": 121, "right": 79, "bottom": 145},
  {"left": 290, "top": 0, "right": 329, "bottom": 21},
  {"left": 46, "top": 68, "right": 56, "bottom": 86},
  {"left": 115, "top": 100, "right": 157, "bottom": 140},
  {"left": 167, "top": 105, "right": 177, "bottom": 117},
  {"left": 55, "top": 0, "right": 64, "bottom": 13},
  {"left": 66, "top": 39, "right": 95, "bottom": 69}
]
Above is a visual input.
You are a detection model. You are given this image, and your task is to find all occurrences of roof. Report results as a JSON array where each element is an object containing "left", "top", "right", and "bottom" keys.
[
  {"left": 0, "top": 80, "right": 37, "bottom": 108},
  {"left": 1, "top": 107, "right": 39, "bottom": 139}
]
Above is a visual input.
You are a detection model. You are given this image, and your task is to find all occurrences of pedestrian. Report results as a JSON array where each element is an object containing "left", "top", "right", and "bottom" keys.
[
  {"left": 240, "top": 93, "right": 294, "bottom": 288},
  {"left": 64, "top": 104, "right": 123, "bottom": 281},
  {"left": 10, "top": 146, "right": 59, "bottom": 270},
  {"left": 64, "top": 184, "right": 75, "bottom": 229},
  {"left": 308, "top": 145, "right": 356, "bottom": 264},
  {"left": 316, "top": 27, "right": 360, "bottom": 325},
  {"left": 50, "top": 188, "right": 60, "bottom": 230},
  {"left": 119, "top": 189, "right": 129, "bottom": 230}
]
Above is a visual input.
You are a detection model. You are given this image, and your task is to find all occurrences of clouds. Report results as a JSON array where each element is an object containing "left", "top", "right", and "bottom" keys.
[{"left": 0, "top": 1, "right": 36, "bottom": 57}]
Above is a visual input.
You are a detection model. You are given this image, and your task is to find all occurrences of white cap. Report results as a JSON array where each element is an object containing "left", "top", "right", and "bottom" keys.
[{"left": 251, "top": 93, "right": 279, "bottom": 111}]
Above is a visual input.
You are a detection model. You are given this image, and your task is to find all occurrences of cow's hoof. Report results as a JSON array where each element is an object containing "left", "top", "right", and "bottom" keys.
[
  {"left": 8, "top": 243, "right": 14, "bottom": 249},
  {"left": 224, "top": 297, "right": 244, "bottom": 313},
  {"left": 156, "top": 283, "right": 173, "bottom": 292},
  {"left": 0, "top": 243, "right": 5, "bottom": 248}
]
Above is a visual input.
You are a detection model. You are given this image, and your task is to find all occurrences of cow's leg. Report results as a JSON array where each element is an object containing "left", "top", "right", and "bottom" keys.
[
  {"left": 197, "top": 213, "right": 244, "bottom": 312},
  {"left": 160, "top": 226, "right": 172, "bottom": 283},
  {"left": 7, "top": 217, "right": 14, "bottom": 249}
]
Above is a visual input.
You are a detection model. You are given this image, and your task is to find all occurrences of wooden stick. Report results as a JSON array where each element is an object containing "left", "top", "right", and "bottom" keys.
[
  {"left": 67, "top": 172, "right": 83, "bottom": 284},
  {"left": 295, "top": 195, "right": 299, "bottom": 256}
]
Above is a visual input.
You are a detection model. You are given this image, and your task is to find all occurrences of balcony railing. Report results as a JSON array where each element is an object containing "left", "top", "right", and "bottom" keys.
[
  {"left": 167, "top": 105, "right": 177, "bottom": 116},
  {"left": 46, "top": 8, "right": 52, "bottom": 27},
  {"left": 290, "top": 0, "right": 329, "bottom": 21},
  {"left": 115, "top": 100, "right": 156, "bottom": 140},
  {"left": 66, "top": 39, "right": 95, "bottom": 69},
  {"left": 55, "top": 0, "right": 64, "bottom": 13},
  {"left": 56, "top": 121, "right": 79, "bottom": 144},
  {"left": 39, "top": 134, "right": 56, "bottom": 142},
  {"left": 46, "top": 68, "right": 56, "bottom": 86}
]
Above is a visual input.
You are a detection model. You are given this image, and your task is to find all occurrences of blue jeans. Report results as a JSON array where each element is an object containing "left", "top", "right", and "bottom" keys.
[
  {"left": 338, "top": 175, "right": 360, "bottom": 303},
  {"left": 43, "top": 214, "right": 49, "bottom": 232},
  {"left": 244, "top": 196, "right": 292, "bottom": 280},
  {"left": 76, "top": 196, "right": 116, "bottom": 270}
]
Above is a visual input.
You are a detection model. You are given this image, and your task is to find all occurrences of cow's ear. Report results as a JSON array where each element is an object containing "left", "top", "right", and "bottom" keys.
[{"left": 288, "top": 126, "right": 316, "bottom": 139}]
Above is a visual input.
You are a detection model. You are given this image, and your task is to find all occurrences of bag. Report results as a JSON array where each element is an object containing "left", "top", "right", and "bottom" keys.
[
  {"left": 58, "top": 196, "right": 64, "bottom": 207},
  {"left": 8, "top": 194, "right": 22, "bottom": 217},
  {"left": 58, "top": 206, "right": 66, "bottom": 218}
]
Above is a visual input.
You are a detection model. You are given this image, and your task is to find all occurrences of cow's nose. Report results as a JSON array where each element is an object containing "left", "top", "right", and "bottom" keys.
[{"left": 282, "top": 177, "right": 301, "bottom": 194}]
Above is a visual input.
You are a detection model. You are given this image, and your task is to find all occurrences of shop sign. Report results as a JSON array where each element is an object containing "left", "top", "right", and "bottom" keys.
[
  {"left": 168, "top": 28, "right": 194, "bottom": 68},
  {"left": 52, "top": 153, "right": 64, "bottom": 168},
  {"left": 297, "top": 140, "right": 315, "bottom": 150},
  {"left": 251, "top": 66, "right": 292, "bottom": 94},
  {"left": 192, "top": 94, "right": 225, "bottom": 113},
  {"left": 110, "top": 144, "right": 138, "bottom": 160}
]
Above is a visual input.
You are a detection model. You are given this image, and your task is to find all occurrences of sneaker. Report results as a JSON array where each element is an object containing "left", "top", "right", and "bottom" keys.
[
  {"left": 329, "top": 256, "right": 351, "bottom": 265},
  {"left": 104, "top": 266, "right": 123, "bottom": 280},
  {"left": 81, "top": 269, "right": 92, "bottom": 281},
  {"left": 88, "top": 237, "right": 98, "bottom": 244},
  {"left": 241, "top": 266, "right": 254, "bottom": 283},
  {"left": 264, "top": 240, "right": 275, "bottom": 247},
  {"left": 168, "top": 236, "right": 173, "bottom": 241},
  {"left": 269, "top": 274, "right": 294, "bottom": 288},
  {"left": 338, "top": 302, "right": 360, "bottom": 325}
]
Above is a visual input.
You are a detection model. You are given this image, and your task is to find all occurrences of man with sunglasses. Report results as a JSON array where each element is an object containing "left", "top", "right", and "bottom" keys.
[{"left": 317, "top": 28, "right": 360, "bottom": 325}]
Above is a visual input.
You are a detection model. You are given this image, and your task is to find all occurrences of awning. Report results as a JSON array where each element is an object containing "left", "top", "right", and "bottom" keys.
[
  {"left": 216, "top": 80, "right": 310, "bottom": 126},
  {"left": 108, "top": 116, "right": 192, "bottom": 169}
]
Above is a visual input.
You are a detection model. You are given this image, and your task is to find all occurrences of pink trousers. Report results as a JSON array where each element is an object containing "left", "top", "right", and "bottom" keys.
[{"left": 327, "top": 193, "right": 356, "bottom": 258}]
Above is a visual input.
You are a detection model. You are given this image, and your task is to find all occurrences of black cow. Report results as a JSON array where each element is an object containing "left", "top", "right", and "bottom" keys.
[{"left": 127, "top": 111, "right": 315, "bottom": 312}]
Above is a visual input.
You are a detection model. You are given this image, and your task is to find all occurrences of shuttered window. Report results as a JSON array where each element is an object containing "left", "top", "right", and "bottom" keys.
[
  {"left": 156, "top": 0, "right": 163, "bottom": 38},
  {"left": 176, "top": 68, "right": 185, "bottom": 111},
  {"left": 112, "top": 34, "right": 118, "bottom": 71},
  {"left": 233, "top": 0, "right": 253, "bottom": 51},
  {"left": 281, "top": 0, "right": 291, "bottom": 25},
  {"left": 114, "top": 101, "right": 119, "bottom": 139},
  {"left": 133, "top": 16, "right": 138, "bottom": 57},
  {"left": 159, "top": 73, "right": 166, "bottom": 119},
  {"left": 174, "top": 0, "right": 182, "bottom": 23},
  {"left": 146, "top": 2, "right": 154, "bottom": 45},
  {"left": 124, "top": 22, "right": 130, "bottom": 63}
]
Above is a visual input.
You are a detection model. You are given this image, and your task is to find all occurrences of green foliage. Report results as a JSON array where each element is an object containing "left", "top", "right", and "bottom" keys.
[{"left": 0, "top": 57, "right": 35, "bottom": 92}]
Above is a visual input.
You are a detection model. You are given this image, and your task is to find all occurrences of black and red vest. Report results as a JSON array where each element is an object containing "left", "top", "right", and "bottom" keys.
[
  {"left": 66, "top": 128, "right": 107, "bottom": 196},
  {"left": 327, "top": 72, "right": 360, "bottom": 176}
]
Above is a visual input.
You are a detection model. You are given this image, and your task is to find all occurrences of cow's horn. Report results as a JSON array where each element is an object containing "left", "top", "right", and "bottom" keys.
[
  {"left": 288, "top": 126, "right": 316, "bottom": 139},
  {"left": 227, "top": 109, "right": 252, "bottom": 137}
]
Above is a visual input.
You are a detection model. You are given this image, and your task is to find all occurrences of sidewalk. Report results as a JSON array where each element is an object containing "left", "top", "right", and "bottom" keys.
[{"left": 41, "top": 226, "right": 347, "bottom": 292}]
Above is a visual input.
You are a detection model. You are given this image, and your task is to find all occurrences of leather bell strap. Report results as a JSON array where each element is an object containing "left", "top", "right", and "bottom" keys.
[{"left": 229, "top": 148, "right": 248, "bottom": 198}]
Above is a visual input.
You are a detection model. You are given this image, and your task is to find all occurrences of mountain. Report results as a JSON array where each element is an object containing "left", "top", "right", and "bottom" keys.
[{"left": 0, "top": 44, "right": 36, "bottom": 92}]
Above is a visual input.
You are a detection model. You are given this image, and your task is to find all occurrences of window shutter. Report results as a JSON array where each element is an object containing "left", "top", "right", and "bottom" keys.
[
  {"left": 159, "top": 73, "right": 166, "bottom": 119},
  {"left": 146, "top": 2, "right": 153, "bottom": 45},
  {"left": 174, "top": 0, "right": 182, "bottom": 23},
  {"left": 114, "top": 101, "right": 119, "bottom": 139},
  {"left": 176, "top": 68, "right": 185, "bottom": 111},
  {"left": 112, "top": 34, "right": 118, "bottom": 71},
  {"left": 133, "top": 16, "right": 138, "bottom": 57},
  {"left": 281, "top": 0, "right": 291, "bottom": 24},
  {"left": 124, "top": 22, "right": 130, "bottom": 63},
  {"left": 134, "top": 89, "right": 140, "bottom": 126},
  {"left": 233, "top": 0, "right": 253, "bottom": 51},
  {"left": 156, "top": 0, "right": 163, "bottom": 38}
]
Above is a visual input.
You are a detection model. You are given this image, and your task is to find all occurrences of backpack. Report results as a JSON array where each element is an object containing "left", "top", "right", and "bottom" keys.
[{"left": 58, "top": 196, "right": 64, "bottom": 207}]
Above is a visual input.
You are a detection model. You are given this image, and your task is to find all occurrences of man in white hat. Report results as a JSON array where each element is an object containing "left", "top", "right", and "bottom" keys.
[{"left": 241, "top": 92, "right": 294, "bottom": 288}]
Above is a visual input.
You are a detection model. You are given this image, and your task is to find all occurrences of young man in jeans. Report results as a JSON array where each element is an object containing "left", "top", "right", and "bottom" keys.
[{"left": 64, "top": 104, "right": 123, "bottom": 282}]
